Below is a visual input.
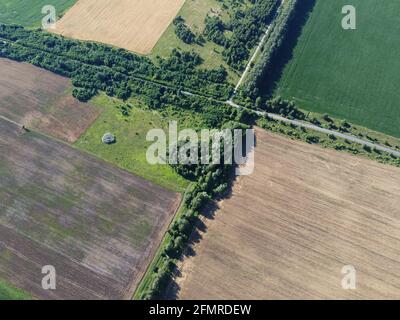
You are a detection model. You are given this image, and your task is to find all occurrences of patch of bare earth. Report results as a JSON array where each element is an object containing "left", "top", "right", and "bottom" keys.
[
  {"left": 0, "top": 118, "right": 181, "bottom": 299},
  {"left": 173, "top": 128, "right": 400, "bottom": 299},
  {"left": 0, "top": 58, "right": 100, "bottom": 143},
  {"left": 52, "top": 0, "right": 186, "bottom": 54}
]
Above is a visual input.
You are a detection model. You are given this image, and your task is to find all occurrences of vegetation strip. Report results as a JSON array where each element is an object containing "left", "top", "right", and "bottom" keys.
[
  {"left": 0, "top": 24, "right": 234, "bottom": 101},
  {"left": 1, "top": 0, "right": 399, "bottom": 301},
  {"left": 275, "top": 0, "right": 400, "bottom": 138}
]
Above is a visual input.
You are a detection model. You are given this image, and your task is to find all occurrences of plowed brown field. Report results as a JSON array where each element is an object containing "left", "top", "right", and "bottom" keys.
[
  {"left": 0, "top": 58, "right": 99, "bottom": 143},
  {"left": 0, "top": 118, "right": 181, "bottom": 299},
  {"left": 174, "top": 128, "right": 400, "bottom": 299},
  {"left": 52, "top": 0, "right": 186, "bottom": 54}
]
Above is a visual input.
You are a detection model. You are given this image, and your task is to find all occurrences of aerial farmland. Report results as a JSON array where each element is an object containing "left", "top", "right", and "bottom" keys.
[
  {"left": 0, "top": 58, "right": 100, "bottom": 143},
  {"left": 174, "top": 129, "right": 400, "bottom": 299},
  {"left": 0, "top": 0, "right": 399, "bottom": 305},
  {"left": 52, "top": 0, "right": 186, "bottom": 54},
  {"left": 275, "top": 0, "right": 400, "bottom": 138},
  {"left": 0, "top": 117, "right": 181, "bottom": 299}
]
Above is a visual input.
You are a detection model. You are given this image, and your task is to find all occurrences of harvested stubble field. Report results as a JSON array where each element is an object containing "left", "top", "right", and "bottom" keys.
[
  {"left": 0, "top": 58, "right": 100, "bottom": 143},
  {"left": 52, "top": 0, "right": 186, "bottom": 54},
  {"left": 0, "top": 118, "right": 181, "bottom": 299},
  {"left": 174, "top": 128, "right": 400, "bottom": 299}
]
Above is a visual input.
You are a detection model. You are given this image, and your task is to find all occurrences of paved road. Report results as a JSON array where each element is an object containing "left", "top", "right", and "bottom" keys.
[
  {"left": 225, "top": 0, "right": 399, "bottom": 158},
  {"left": 2, "top": 22, "right": 399, "bottom": 158},
  {"left": 226, "top": 100, "right": 400, "bottom": 157}
]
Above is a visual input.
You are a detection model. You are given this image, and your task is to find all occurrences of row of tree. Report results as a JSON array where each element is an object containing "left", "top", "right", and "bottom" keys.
[
  {"left": 222, "top": 0, "right": 278, "bottom": 70},
  {"left": 241, "top": 0, "right": 299, "bottom": 99},
  {"left": 140, "top": 122, "right": 251, "bottom": 299},
  {"left": 0, "top": 24, "right": 233, "bottom": 100}
]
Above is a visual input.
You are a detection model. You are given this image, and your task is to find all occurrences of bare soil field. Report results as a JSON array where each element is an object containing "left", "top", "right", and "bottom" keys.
[
  {"left": 0, "top": 58, "right": 99, "bottom": 143},
  {"left": 174, "top": 128, "right": 400, "bottom": 299},
  {"left": 52, "top": 0, "right": 186, "bottom": 54},
  {"left": 0, "top": 118, "right": 181, "bottom": 299}
]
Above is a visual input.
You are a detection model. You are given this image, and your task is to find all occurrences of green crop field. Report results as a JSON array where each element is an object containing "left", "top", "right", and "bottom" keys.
[
  {"left": 0, "top": 279, "right": 32, "bottom": 300},
  {"left": 275, "top": 0, "right": 400, "bottom": 138},
  {"left": 0, "top": 0, "right": 76, "bottom": 26}
]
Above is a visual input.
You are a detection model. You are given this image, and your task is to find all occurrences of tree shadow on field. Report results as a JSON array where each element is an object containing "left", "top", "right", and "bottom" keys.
[
  {"left": 260, "top": 0, "right": 317, "bottom": 98},
  {"left": 165, "top": 135, "right": 257, "bottom": 299}
]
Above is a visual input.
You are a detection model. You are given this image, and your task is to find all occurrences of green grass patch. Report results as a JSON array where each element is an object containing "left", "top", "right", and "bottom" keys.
[
  {"left": 74, "top": 93, "right": 188, "bottom": 193},
  {"left": 150, "top": 0, "right": 241, "bottom": 83},
  {"left": 0, "top": 0, "right": 76, "bottom": 27},
  {"left": 0, "top": 279, "right": 32, "bottom": 300},
  {"left": 275, "top": 0, "right": 400, "bottom": 138}
]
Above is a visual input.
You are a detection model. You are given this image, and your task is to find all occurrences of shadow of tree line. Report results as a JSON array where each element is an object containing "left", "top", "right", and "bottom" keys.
[
  {"left": 165, "top": 134, "right": 258, "bottom": 300},
  {"left": 260, "top": 0, "right": 317, "bottom": 98}
]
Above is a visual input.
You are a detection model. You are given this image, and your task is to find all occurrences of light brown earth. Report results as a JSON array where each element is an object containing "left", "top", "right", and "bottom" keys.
[
  {"left": 0, "top": 58, "right": 100, "bottom": 143},
  {"left": 52, "top": 0, "right": 186, "bottom": 54},
  {"left": 174, "top": 128, "right": 400, "bottom": 299},
  {"left": 0, "top": 118, "right": 181, "bottom": 299}
]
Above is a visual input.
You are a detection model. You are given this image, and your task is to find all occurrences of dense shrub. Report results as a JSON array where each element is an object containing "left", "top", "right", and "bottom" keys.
[
  {"left": 174, "top": 16, "right": 197, "bottom": 44},
  {"left": 0, "top": 24, "right": 234, "bottom": 100},
  {"left": 241, "top": 0, "right": 299, "bottom": 98},
  {"left": 222, "top": 0, "right": 277, "bottom": 70},
  {"left": 204, "top": 15, "right": 226, "bottom": 46}
]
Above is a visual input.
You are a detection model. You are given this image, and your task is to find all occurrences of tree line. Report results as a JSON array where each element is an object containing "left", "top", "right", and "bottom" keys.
[
  {"left": 139, "top": 121, "right": 252, "bottom": 300},
  {"left": 0, "top": 24, "right": 233, "bottom": 101},
  {"left": 240, "top": 0, "right": 300, "bottom": 99}
]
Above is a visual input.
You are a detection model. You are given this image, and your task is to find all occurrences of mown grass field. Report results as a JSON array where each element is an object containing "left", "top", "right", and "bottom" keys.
[
  {"left": 275, "top": 0, "right": 400, "bottom": 138},
  {"left": 0, "top": 0, "right": 76, "bottom": 26},
  {"left": 75, "top": 94, "right": 188, "bottom": 193}
]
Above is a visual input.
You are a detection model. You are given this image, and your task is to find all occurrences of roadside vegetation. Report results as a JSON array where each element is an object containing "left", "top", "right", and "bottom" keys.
[
  {"left": 152, "top": 0, "right": 278, "bottom": 83},
  {"left": 253, "top": 96, "right": 400, "bottom": 156},
  {"left": 257, "top": 115, "right": 400, "bottom": 168},
  {"left": 240, "top": 0, "right": 300, "bottom": 100}
]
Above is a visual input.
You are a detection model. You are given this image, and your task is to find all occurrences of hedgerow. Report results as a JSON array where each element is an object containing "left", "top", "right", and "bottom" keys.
[
  {"left": 240, "top": 0, "right": 299, "bottom": 99},
  {"left": 0, "top": 24, "right": 234, "bottom": 100}
]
